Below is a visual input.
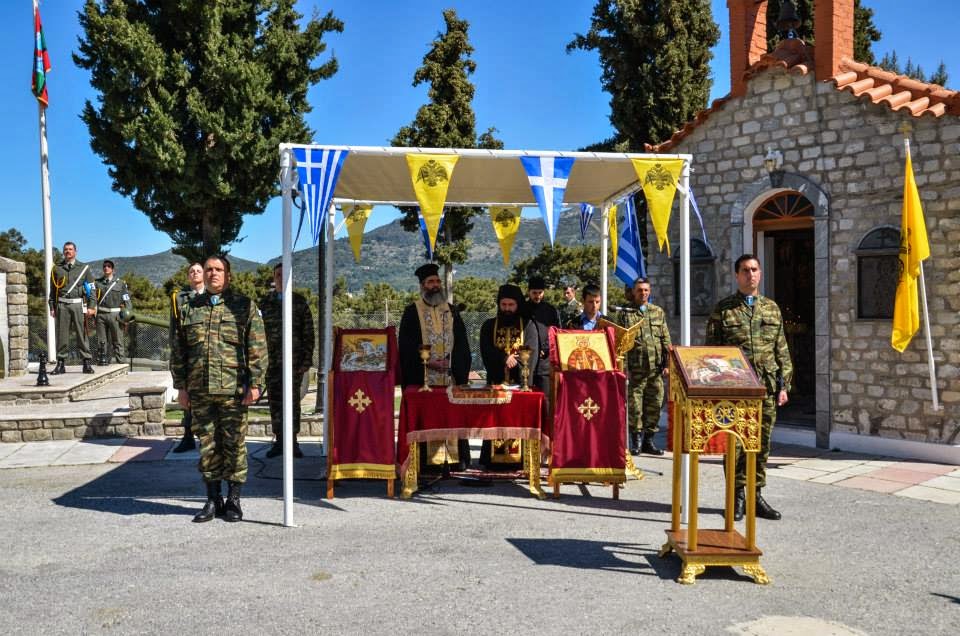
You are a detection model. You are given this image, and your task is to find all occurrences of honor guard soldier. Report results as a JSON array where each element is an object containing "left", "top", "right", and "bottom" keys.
[
  {"left": 94, "top": 260, "right": 132, "bottom": 364},
  {"left": 706, "top": 254, "right": 792, "bottom": 521},
  {"left": 48, "top": 241, "right": 97, "bottom": 374},
  {"left": 616, "top": 278, "right": 671, "bottom": 455},
  {"left": 171, "top": 255, "right": 267, "bottom": 523}
]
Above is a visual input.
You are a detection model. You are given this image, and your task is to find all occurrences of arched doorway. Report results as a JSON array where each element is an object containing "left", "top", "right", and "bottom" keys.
[{"left": 750, "top": 191, "right": 815, "bottom": 427}]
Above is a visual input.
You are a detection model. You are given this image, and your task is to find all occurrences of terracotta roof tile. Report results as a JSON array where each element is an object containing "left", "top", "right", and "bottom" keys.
[{"left": 647, "top": 40, "right": 960, "bottom": 153}]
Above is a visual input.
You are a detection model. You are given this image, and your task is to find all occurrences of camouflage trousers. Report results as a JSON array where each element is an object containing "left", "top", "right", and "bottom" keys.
[
  {"left": 190, "top": 393, "right": 249, "bottom": 484},
  {"left": 734, "top": 392, "right": 777, "bottom": 489},
  {"left": 627, "top": 368, "right": 664, "bottom": 435},
  {"left": 267, "top": 373, "right": 304, "bottom": 437}
]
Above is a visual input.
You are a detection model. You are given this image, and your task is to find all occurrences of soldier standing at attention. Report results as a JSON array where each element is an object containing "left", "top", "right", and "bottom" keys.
[
  {"left": 705, "top": 254, "right": 792, "bottom": 522},
  {"left": 94, "top": 260, "right": 132, "bottom": 365},
  {"left": 559, "top": 284, "right": 582, "bottom": 326},
  {"left": 616, "top": 278, "right": 671, "bottom": 456},
  {"left": 170, "top": 263, "right": 204, "bottom": 454},
  {"left": 172, "top": 255, "right": 267, "bottom": 523},
  {"left": 48, "top": 241, "right": 97, "bottom": 374},
  {"left": 260, "top": 263, "right": 315, "bottom": 459}
]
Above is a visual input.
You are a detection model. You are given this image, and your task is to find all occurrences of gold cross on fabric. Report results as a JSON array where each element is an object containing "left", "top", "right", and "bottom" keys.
[
  {"left": 577, "top": 397, "right": 600, "bottom": 421},
  {"left": 348, "top": 389, "right": 372, "bottom": 414}
]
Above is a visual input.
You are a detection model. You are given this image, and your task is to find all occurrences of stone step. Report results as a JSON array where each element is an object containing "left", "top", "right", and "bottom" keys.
[{"left": 0, "top": 364, "right": 128, "bottom": 405}]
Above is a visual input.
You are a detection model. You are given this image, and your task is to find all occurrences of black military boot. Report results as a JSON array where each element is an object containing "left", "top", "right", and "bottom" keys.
[
  {"left": 172, "top": 428, "right": 195, "bottom": 453},
  {"left": 756, "top": 488, "right": 782, "bottom": 520},
  {"left": 641, "top": 433, "right": 664, "bottom": 456},
  {"left": 192, "top": 481, "right": 224, "bottom": 523},
  {"left": 50, "top": 359, "right": 67, "bottom": 375},
  {"left": 223, "top": 482, "right": 243, "bottom": 522},
  {"left": 734, "top": 487, "right": 746, "bottom": 521},
  {"left": 265, "top": 437, "right": 283, "bottom": 458},
  {"left": 629, "top": 431, "right": 642, "bottom": 455},
  {"left": 292, "top": 434, "right": 304, "bottom": 459},
  {"left": 82, "top": 359, "right": 95, "bottom": 374}
]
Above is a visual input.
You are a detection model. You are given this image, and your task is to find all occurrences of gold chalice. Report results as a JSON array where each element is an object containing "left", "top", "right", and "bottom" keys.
[
  {"left": 518, "top": 345, "right": 532, "bottom": 392},
  {"left": 418, "top": 345, "right": 432, "bottom": 392}
]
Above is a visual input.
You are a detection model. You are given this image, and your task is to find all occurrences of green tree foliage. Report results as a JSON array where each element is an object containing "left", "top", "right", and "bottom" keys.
[
  {"left": 74, "top": 0, "right": 343, "bottom": 262},
  {"left": 766, "top": 1, "right": 881, "bottom": 64},
  {"left": 0, "top": 229, "right": 60, "bottom": 315},
  {"left": 878, "top": 52, "right": 949, "bottom": 86},
  {"left": 510, "top": 244, "right": 602, "bottom": 291},
  {"left": 567, "top": 0, "right": 720, "bottom": 149},
  {"left": 122, "top": 270, "right": 167, "bottom": 314},
  {"left": 391, "top": 9, "right": 503, "bottom": 278},
  {"left": 449, "top": 277, "right": 501, "bottom": 313},
  {"left": 929, "top": 62, "right": 949, "bottom": 87}
]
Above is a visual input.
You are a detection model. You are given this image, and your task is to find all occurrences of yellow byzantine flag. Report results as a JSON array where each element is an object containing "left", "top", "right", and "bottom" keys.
[
  {"left": 891, "top": 147, "right": 931, "bottom": 352},
  {"left": 406, "top": 154, "right": 460, "bottom": 252},
  {"left": 631, "top": 158, "right": 684, "bottom": 255},
  {"left": 490, "top": 206, "right": 522, "bottom": 267},
  {"left": 343, "top": 204, "right": 374, "bottom": 263},
  {"left": 608, "top": 204, "right": 618, "bottom": 267}
]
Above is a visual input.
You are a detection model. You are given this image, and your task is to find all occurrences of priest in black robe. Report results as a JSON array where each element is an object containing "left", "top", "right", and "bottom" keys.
[
  {"left": 398, "top": 263, "right": 472, "bottom": 470},
  {"left": 522, "top": 275, "right": 559, "bottom": 392}
]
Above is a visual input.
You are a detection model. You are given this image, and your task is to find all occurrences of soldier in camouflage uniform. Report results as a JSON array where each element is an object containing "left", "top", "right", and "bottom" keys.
[
  {"left": 260, "top": 263, "right": 315, "bottom": 458},
  {"left": 559, "top": 284, "right": 582, "bottom": 326},
  {"left": 94, "top": 260, "right": 133, "bottom": 364},
  {"left": 616, "top": 278, "right": 671, "bottom": 456},
  {"left": 170, "top": 263, "right": 205, "bottom": 454},
  {"left": 171, "top": 255, "right": 267, "bottom": 523},
  {"left": 705, "top": 254, "right": 792, "bottom": 521},
  {"left": 48, "top": 242, "right": 97, "bottom": 374}
]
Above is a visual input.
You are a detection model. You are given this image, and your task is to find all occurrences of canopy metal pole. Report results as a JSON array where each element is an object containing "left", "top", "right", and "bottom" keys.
[
  {"left": 600, "top": 203, "right": 610, "bottom": 315},
  {"left": 679, "top": 161, "right": 692, "bottom": 524},
  {"left": 279, "top": 148, "right": 296, "bottom": 528},
  {"left": 322, "top": 202, "right": 335, "bottom": 456}
]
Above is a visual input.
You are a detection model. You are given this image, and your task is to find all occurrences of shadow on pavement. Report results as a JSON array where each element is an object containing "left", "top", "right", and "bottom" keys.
[
  {"left": 507, "top": 538, "right": 659, "bottom": 575},
  {"left": 53, "top": 462, "right": 197, "bottom": 516}
]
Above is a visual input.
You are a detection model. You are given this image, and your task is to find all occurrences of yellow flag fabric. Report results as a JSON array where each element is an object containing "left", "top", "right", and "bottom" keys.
[
  {"left": 631, "top": 159, "right": 684, "bottom": 256},
  {"left": 490, "top": 206, "right": 522, "bottom": 267},
  {"left": 608, "top": 205, "right": 618, "bottom": 267},
  {"left": 891, "top": 148, "right": 931, "bottom": 352},
  {"left": 406, "top": 154, "right": 460, "bottom": 252},
  {"left": 344, "top": 204, "right": 374, "bottom": 263}
]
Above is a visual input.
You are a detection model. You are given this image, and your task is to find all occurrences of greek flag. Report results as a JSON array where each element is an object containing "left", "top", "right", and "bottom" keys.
[
  {"left": 292, "top": 147, "right": 348, "bottom": 245},
  {"left": 578, "top": 203, "right": 595, "bottom": 240},
  {"left": 418, "top": 211, "right": 445, "bottom": 260},
  {"left": 614, "top": 195, "right": 646, "bottom": 286},
  {"left": 520, "top": 156, "right": 575, "bottom": 246}
]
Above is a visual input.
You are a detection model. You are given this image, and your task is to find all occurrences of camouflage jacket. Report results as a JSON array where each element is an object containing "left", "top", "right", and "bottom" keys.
[
  {"left": 616, "top": 303, "right": 671, "bottom": 373},
  {"left": 170, "top": 289, "right": 267, "bottom": 396},
  {"left": 95, "top": 276, "right": 132, "bottom": 310},
  {"left": 258, "top": 290, "right": 315, "bottom": 375},
  {"left": 49, "top": 260, "right": 96, "bottom": 308},
  {"left": 559, "top": 298, "right": 582, "bottom": 325},
  {"left": 705, "top": 292, "right": 793, "bottom": 394}
]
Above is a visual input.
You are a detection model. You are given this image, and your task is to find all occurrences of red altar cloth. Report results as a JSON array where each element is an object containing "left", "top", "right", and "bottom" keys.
[
  {"left": 550, "top": 370, "right": 626, "bottom": 480},
  {"left": 396, "top": 387, "right": 546, "bottom": 474}
]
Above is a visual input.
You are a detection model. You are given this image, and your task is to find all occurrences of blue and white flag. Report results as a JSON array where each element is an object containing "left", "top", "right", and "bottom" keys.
[
  {"left": 614, "top": 195, "right": 646, "bottom": 286},
  {"left": 520, "top": 156, "right": 575, "bottom": 246},
  {"left": 578, "top": 203, "right": 595, "bottom": 240},
  {"left": 292, "top": 147, "right": 348, "bottom": 246},
  {"left": 688, "top": 186, "right": 712, "bottom": 252},
  {"left": 418, "top": 210, "right": 445, "bottom": 260}
]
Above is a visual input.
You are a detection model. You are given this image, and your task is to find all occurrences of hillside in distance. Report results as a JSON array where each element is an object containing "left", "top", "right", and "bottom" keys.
[{"left": 89, "top": 249, "right": 262, "bottom": 286}]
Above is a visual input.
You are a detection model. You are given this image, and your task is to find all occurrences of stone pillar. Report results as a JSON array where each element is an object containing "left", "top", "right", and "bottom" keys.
[
  {"left": 127, "top": 386, "right": 168, "bottom": 437},
  {"left": 0, "top": 256, "right": 28, "bottom": 378}
]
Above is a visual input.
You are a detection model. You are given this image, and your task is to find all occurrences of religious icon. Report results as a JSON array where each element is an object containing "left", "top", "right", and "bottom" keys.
[
  {"left": 339, "top": 333, "right": 388, "bottom": 372},
  {"left": 555, "top": 331, "right": 613, "bottom": 371}
]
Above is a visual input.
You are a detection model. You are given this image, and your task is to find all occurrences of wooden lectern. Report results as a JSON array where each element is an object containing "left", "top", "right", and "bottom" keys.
[{"left": 659, "top": 346, "right": 770, "bottom": 585}]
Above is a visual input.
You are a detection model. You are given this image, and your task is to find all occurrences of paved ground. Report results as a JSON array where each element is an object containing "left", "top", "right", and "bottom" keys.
[{"left": 1, "top": 436, "right": 958, "bottom": 635}]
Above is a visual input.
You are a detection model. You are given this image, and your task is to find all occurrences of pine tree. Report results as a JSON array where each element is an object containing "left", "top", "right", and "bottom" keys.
[
  {"left": 766, "top": 0, "right": 881, "bottom": 64},
  {"left": 74, "top": 1, "right": 343, "bottom": 262},
  {"left": 567, "top": 0, "right": 720, "bottom": 149},
  {"left": 391, "top": 9, "right": 503, "bottom": 292},
  {"left": 929, "top": 61, "right": 949, "bottom": 87}
]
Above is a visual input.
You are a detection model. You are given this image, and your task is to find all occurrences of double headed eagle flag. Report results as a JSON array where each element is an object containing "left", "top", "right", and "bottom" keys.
[
  {"left": 32, "top": 2, "right": 51, "bottom": 107},
  {"left": 891, "top": 144, "right": 931, "bottom": 352},
  {"left": 344, "top": 204, "right": 374, "bottom": 263},
  {"left": 631, "top": 159, "right": 684, "bottom": 255},
  {"left": 614, "top": 195, "right": 646, "bottom": 286},
  {"left": 490, "top": 206, "right": 522, "bottom": 267},
  {"left": 293, "top": 147, "right": 349, "bottom": 246},
  {"left": 521, "top": 156, "right": 574, "bottom": 246},
  {"left": 407, "top": 154, "right": 459, "bottom": 253}
]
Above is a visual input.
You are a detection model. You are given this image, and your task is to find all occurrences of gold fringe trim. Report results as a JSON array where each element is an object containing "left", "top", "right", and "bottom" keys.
[
  {"left": 550, "top": 467, "right": 626, "bottom": 484},
  {"left": 328, "top": 463, "right": 396, "bottom": 481},
  {"left": 446, "top": 385, "right": 513, "bottom": 405}
]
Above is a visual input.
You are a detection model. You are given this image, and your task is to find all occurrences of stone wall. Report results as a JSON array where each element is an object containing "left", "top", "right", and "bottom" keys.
[
  {"left": 0, "top": 256, "right": 28, "bottom": 378},
  {"left": 649, "top": 67, "right": 959, "bottom": 446}
]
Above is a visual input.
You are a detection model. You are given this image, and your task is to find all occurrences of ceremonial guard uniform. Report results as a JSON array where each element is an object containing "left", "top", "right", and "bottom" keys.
[
  {"left": 616, "top": 302, "right": 671, "bottom": 455},
  {"left": 94, "top": 262, "right": 132, "bottom": 364},
  {"left": 172, "top": 286, "right": 267, "bottom": 522},
  {"left": 48, "top": 248, "right": 97, "bottom": 374}
]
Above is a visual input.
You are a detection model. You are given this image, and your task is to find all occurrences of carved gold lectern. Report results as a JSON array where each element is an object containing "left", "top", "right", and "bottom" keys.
[{"left": 659, "top": 346, "right": 770, "bottom": 585}]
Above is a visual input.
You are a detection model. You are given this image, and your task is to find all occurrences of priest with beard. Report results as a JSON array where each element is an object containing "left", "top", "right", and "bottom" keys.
[
  {"left": 398, "top": 263, "right": 472, "bottom": 470},
  {"left": 478, "top": 284, "right": 541, "bottom": 469}
]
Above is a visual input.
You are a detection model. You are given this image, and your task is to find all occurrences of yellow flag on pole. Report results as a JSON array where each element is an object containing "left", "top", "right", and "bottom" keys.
[
  {"left": 608, "top": 204, "right": 618, "bottom": 267},
  {"left": 406, "top": 154, "right": 459, "bottom": 253},
  {"left": 631, "top": 159, "right": 684, "bottom": 256},
  {"left": 343, "top": 204, "right": 374, "bottom": 263},
  {"left": 891, "top": 147, "right": 931, "bottom": 352},
  {"left": 490, "top": 206, "right": 522, "bottom": 267}
]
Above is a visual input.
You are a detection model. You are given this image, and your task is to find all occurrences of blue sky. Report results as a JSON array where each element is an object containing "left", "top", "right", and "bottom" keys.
[{"left": 0, "top": 1, "right": 956, "bottom": 264}]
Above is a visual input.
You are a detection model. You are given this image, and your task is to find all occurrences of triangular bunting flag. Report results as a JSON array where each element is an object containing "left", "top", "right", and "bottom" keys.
[
  {"left": 293, "top": 147, "right": 349, "bottom": 246},
  {"left": 631, "top": 159, "right": 684, "bottom": 256},
  {"left": 608, "top": 204, "right": 618, "bottom": 268},
  {"left": 343, "top": 204, "right": 374, "bottom": 263},
  {"left": 490, "top": 206, "right": 522, "bottom": 267},
  {"left": 520, "top": 156, "right": 574, "bottom": 246},
  {"left": 407, "top": 154, "right": 459, "bottom": 252},
  {"left": 614, "top": 195, "right": 646, "bottom": 286},
  {"left": 579, "top": 203, "right": 595, "bottom": 240},
  {"left": 418, "top": 210, "right": 446, "bottom": 260}
]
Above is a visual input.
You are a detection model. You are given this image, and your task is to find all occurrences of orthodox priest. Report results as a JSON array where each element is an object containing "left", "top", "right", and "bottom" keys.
[
  {"left": 478, "top": 284, "right": 540, "bottom": 469},
  {"left": 398, "top": 263, "right": 472, "bottom": 470}
]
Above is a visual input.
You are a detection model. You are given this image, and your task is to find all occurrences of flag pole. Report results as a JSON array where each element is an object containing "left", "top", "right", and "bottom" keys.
[
  {"left": 903, "top": 136, "right": 940, "bottom": 412},
  {"left": 35, "top": 0, "right": 56, "bottom": 359}
]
